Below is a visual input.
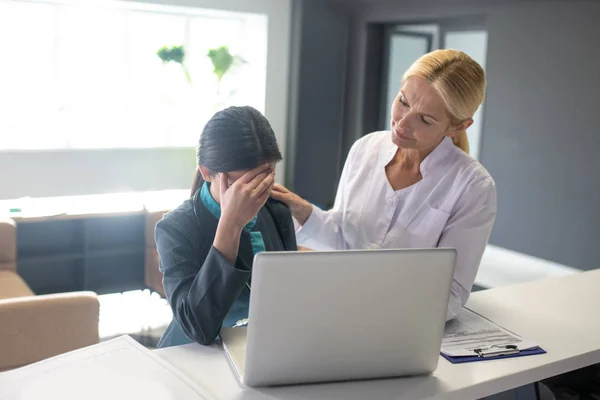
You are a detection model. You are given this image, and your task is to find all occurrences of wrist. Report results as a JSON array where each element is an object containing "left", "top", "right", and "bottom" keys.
[
  {"left": 291, "top": 200, "right": 313, "bottom": 225},
  {"left": 217, "top": 215, "right": 244, "bottom": 236},
  {"left": 214, "top": 218, "right": 242, "bottom": 265}
]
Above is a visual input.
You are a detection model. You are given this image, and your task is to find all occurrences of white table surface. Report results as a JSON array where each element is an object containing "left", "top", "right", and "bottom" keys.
[{"left": 157, "top": 269, "right": 600, "bottom": 400}]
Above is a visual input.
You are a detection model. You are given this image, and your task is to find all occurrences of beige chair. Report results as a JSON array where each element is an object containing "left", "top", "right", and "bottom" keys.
[
  {"left": 144, "top": 210, "right": 166, "bottom": 297},
  {"left": 0, "top": 219, "right": 100, "bottom": 371}
]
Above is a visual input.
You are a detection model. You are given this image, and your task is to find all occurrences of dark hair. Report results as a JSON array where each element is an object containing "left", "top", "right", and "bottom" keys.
[{"left": 190, "top": 106, "right": 282, "bottom": 197}]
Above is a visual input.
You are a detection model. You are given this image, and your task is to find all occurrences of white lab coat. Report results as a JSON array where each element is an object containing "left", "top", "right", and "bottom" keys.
[{"left": 296, "top": 131, "right": 497, "bottom": 320}]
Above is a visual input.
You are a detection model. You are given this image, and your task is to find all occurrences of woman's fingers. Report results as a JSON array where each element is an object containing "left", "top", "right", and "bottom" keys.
[
  {"left": 272, "top": 183, "right": 289, "bottom": 194},
  {"left": 257, "top": 176, "right": 275, "bottom": 204},
  {"left": 239, "top": 164, "right": 271, "bottom": 185},
  {"left": 270, "top": 189, "right": 283, "bottom": 199},
  {"left": 247, "top": 170, "right": 271, "bottom": 192},
  {"left": 253, "top": 172, "right": 275, "bottom": 198},
  {"left": 270, "top": 188, "right": 287, "bottom": 202},
  {"left": 271, "top": 183, "right": 293, "bottom": 203}
]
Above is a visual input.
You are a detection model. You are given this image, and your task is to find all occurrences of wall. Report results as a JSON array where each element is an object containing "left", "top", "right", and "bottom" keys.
[
  {"left": 0, "top": 0, "right": 291, "bottom": 200},
  {"left": 286, "top": 0, "right": 350, "bottom": 207},
  {"left": 482, "top": 1, "right": 600, "bottom": 270},
  {"left": 342, "top": 0, "right": 600, "bottom": 270}
]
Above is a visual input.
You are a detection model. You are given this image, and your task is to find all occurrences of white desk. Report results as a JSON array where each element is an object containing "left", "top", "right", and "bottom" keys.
[{"left": 157, "top": 269, "right": 600, "bottom": 400}]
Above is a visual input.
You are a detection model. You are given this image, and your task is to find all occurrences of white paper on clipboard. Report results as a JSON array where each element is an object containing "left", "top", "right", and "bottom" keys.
[
  {"left": 0, "top": 335, "right": 216, "bottom": 400},
  {"left": 442, "top": 308, "right": 540, "bottom": 357}
]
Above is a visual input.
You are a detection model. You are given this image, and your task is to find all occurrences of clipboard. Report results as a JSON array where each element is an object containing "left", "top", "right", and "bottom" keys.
[
  {"left": 441, "top": 345, "right": 546, "bottom": 364},
  {"left": 441, "top": 308, "right": 546, "bottom": 364}
]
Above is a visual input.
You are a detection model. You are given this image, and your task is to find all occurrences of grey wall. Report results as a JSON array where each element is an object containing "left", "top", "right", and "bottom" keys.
[
  {"left": 482, "top": 1, "right": 600, "bottom": 269},
  {"left": 339, "top": 0, "right": 600, "bottom": 269},
  {"left": 286, "top": 0, "right": 350, "bottom": 208}
]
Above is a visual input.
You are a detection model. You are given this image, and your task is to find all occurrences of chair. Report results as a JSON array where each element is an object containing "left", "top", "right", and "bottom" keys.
[
  {"left": 0, "top": 219, "right": 100, "bottom": 371},
  {"left": 144, "top": 210, "right": 166, "bottom": 297}
]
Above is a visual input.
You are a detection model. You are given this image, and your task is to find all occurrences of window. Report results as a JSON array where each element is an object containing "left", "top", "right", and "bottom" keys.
[{"left": 0, "top": 0, "right": 268, "bottom": 150}]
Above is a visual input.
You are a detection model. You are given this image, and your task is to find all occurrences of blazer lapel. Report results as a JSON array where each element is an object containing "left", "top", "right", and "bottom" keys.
[
  {"left": 238, "top": 230, "right": 254, "bottom": 266},
  {"left": 192, "top": 192, "right": 219, "bottom": 241}
]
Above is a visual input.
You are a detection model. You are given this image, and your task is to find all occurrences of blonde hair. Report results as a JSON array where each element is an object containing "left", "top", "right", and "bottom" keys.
[{"left": 402, "top": 49, "right": 486, "bottom": 154}]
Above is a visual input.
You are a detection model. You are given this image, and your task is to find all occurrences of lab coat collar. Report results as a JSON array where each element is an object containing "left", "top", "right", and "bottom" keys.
[{"left": 382, "top": 135, "right": 454, "bottom": 177}]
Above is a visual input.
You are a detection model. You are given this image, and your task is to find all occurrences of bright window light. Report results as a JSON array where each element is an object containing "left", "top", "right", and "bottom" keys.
[{"left": 0, "top": 0, "right": 268, "bottom": 150}]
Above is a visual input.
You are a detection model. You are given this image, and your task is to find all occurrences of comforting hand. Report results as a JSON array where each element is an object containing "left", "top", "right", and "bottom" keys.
[
  {"left": 219, "top": 164, "right": 275, "bottom": 230},
  {"left": 271, "top": 184, "right": 313, "bottom": 225}
]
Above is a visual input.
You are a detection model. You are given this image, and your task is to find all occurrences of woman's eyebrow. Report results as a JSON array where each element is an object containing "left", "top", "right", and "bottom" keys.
[{"left": 402, "top": 90, "right": 439, "bottom": 121}]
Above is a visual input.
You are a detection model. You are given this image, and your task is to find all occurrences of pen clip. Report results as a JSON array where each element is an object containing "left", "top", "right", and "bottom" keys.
[{"left": 474, "top": 344, "right": 520, "bottom": 358}]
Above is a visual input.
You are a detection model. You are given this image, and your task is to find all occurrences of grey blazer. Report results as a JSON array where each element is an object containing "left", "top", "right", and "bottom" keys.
[{"left": 155, "top": 193, "right": 297, "bottom": 348}]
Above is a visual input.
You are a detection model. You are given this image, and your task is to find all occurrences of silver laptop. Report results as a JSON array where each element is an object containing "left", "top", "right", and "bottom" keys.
[{"left": 221, "top": 248, "right": 456, "bottom": 387}]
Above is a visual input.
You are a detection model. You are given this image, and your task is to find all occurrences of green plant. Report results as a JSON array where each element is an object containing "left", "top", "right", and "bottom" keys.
[
  {"left": 157, "top": 45, "right": 192, "bottom": 84},
  {"left": 207, "top": 46, "right": 245, "bottom": 94}
]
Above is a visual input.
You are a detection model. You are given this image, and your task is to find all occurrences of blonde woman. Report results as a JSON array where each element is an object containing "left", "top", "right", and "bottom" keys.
[{"left": 272, "top": 49, "right": 496, "bottom": 320}]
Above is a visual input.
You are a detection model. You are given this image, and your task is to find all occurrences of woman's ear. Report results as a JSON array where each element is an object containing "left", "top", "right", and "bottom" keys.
[
  {"left": 198, "top": 166, "right": 213, "bottom": 182},
  {"left": 446, "top": 118, "right": 473, "bottom": 138}
]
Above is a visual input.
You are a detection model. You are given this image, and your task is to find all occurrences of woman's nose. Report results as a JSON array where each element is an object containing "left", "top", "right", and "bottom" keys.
[{"left": 395, "top": 114, "right": 411, "bottom": 131}]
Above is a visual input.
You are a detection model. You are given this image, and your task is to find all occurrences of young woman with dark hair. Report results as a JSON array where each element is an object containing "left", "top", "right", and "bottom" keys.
[{"left": 155, "top": 106, "right": 297, "bottom": 347}]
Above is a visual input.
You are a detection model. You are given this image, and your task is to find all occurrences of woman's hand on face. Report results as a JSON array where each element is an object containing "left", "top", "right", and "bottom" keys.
[
  {"left": 219, "top": 164, "right": 275, "bottom": 229},
  {"left": 271, "top": 184, "right": 313, "bottom": 226}
]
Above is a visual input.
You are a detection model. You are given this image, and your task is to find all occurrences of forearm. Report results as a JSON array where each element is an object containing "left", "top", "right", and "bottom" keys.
[
  {"left": 296, "top": 206, "right": 349, "bottom": 250},
  {"left": 169, "top": 247, "right": 252, "bottom": 345},
  {"left": 157, "top": 216, "right": 250, "bottom": 346},
  {"left": 213, "top": 217, "right": 243, "bottom": 264},
  {"left": 446, "top": 282, "right": 467, "bottom": 321}
]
